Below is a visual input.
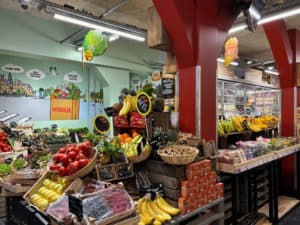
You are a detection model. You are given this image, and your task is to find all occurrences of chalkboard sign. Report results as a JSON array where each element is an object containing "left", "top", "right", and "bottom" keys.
[
  {"left": 136, "top": 92, "right": 152, "bottom": 116},
  {"left": 69, "top": 195, "right": 83, "bottom": 217},
  {"left": 94, "top": 115, "right": 110, "bottom": 134},
  {"left": 162, "top": 75, "right": 175, "bottom": 99}
]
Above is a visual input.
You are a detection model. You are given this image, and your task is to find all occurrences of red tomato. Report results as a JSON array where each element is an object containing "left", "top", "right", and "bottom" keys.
[
  {"left": 67, "top": 151, "right": 78, "bottom": 160},
  {"left": 58, "top": 147, "right": 66, "bottom": 154},
  {"left": 49, "top": 164, "right": 59, "bottom": 171},
  {"left": 78, "top": 159, "right": 90, "bottom": 168},
  {"left": 58, "top": 166, "right": 67, "bottom": 176},
  {"left": 76, "top": 153, "right": 87, "bottom": 161},
  {"left": 60, "top": 154, "right": 69, "bottom": 166},
  {"left": 66, "top": 162, "right": 79, "bottom": 175}
]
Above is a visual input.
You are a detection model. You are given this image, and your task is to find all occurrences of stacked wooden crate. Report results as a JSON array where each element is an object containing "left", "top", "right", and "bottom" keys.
[
  {"left": 146, "top": 160, "right": 185, "bottom": 206},
  {"left": 0, "top": 184, "right": 5, "bottom": 218}
]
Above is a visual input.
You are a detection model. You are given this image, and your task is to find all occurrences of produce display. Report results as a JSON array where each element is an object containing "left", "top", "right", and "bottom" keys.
[
  {"left": 0, "top": 162, "right": 12, "bottom": 176},
  {"left": 217, "top": 137, "right": 298, "bottom": 164},
  {"left": 80, "top": 179, "right": 108, "bottom": 195},
  {"left": 46, "top": 195, "right": 72, "bottom": 221},
  {"left": 82, "top": 188, "right": 134, "bottom": 223},
  {"left": 157, "top": 145, "right": 198, "bottom": 165},
  {"left": 49, "top": 141, "right": 93, "bottom": 176},
  {"left": 0, "top": 131, "right": 12, "bottom": 153},
  {"left": 137, "top": 194, "right": 179, "bottom": 225},
  {"left": 217, "top": 115, "right": 279, "bottom": 136},
  {"left": 30, "top": 177, "right": 68, "bottom": 210},
  {"left": 122, "top": 134, "right": 151, "bottom": 162}
]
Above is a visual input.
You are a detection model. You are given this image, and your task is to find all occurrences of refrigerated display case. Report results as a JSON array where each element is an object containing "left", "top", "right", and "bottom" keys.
[{"left": 217, "top": 79, "right": 280, "bottom": 119}]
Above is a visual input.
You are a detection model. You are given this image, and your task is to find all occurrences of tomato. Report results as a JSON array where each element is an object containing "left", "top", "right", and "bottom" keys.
[
  {"left": 66, "top": 162, "right": 79, "bottom": 175},
  {"left": 60, "top": 154, "right": 69, "bottom": 166},
  {"left": 58, "top": 147, "right": 66, "bottom": 154},
  {"left": 58, "top": 166, "right": 67, "bottom": 176},
  {"left": 67, "top": 151, "right": 78, "bottom": 160},
  {"left": 78, "top": 159, "right": 90, "bottom": 168},
  {"left": 49, "top": 164, "right": 59, "bottom": 171},
  {"left": 53, "top": 153, "right": 61, "bottom": 163},
  {"left": 76, "top": 153, "right": 87, "bottom": 161},
  {"left": 78, "top": 142, "right": 93, "bottom": 157}
]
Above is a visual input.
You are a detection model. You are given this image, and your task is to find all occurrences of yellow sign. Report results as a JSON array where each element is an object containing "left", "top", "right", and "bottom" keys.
[
  {"left": 94, "top": 115, "right": 110, "bottom": 134},
  {"left": 50, "top": 99, "right": 79, "bottom": 120},
  {"left": 224, "top": 37, "right": 238, "bottom": 67},
  {"left": 136, "top": 92, "right": 152, "bottom": 116}
]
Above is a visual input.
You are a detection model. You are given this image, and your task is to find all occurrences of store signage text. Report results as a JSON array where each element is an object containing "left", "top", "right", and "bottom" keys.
[
  {"left": 52, "top": 106, "right": 72, "bottom": 113},
  {"left": 1, "top": 64, "right": 24, "bottom": 73},
  {"left": 64, "top": 71, "right": 83, "bottom": 83},
  {"left": 26, "top": 69, "right": 46, "bottom": 80}
]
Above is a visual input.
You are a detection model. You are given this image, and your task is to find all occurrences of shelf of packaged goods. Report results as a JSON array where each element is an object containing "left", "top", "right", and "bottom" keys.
[
  {"left": 167, "top": 198, "right": 224, "bottom": 225},
  {"left": 218, "top": 144, "right": 300, "bottom": 174}
]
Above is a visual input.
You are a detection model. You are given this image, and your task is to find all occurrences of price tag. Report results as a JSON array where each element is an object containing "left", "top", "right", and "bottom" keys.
[
  {"left": 69, "top": 195, "right": 83, "bottom": 217},
  {"left": 94, "top": 115, "right": 110, "bottom": 134},
  {"left": 136, "top": 92, "right": 152, "bottom": 116}
]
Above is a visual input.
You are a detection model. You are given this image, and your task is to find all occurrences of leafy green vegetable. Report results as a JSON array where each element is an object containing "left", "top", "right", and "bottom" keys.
[
  {"left": 0, "top": 163, "right": 12, "bottom": 176},
  {"left": 12, "top": 159, "right": 26, "bottom": 170}
]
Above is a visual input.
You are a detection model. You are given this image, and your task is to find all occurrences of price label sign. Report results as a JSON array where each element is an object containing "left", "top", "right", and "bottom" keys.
[
  {"left": 136, "top": 92, "right": 152, "bottom": 116},
  {"left": 94, "top": 115, "right": 110, "bottom": 134},
  {"left": 69, "top": 195, "right": 83, "bottom": 217}
]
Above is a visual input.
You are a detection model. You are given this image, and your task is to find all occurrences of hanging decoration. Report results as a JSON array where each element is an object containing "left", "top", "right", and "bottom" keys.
[
  {"left": 82, "top": 30, "right": 109, "bottom": 61},
  {"left": 224, "top": 37, "right": 238, "bottom": 67}
]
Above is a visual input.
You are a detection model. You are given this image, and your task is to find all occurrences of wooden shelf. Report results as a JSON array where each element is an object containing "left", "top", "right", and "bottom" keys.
[{"left": 218, "top": 144, "right": 300, "bottom": 174}]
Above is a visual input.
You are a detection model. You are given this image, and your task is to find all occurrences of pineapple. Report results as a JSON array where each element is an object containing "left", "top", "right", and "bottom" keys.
[{"left": 153, "top": 85, "right": 165, "bottom": 112}]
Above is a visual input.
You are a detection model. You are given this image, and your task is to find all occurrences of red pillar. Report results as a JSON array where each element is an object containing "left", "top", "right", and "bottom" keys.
[
  {"left": 263, "top": 22, "right": 300, "bottom": 192},
  {"left": 153, "top": 0, "right": 239, "bottom": 140}
]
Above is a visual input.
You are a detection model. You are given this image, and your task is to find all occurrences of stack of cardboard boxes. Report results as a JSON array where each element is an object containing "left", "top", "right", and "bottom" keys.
[{"left": 178, "top": 159, "right": 224, "bottom": 215}]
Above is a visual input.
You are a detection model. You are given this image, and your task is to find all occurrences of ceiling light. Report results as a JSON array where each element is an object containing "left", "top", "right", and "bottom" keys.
[
  {"left": 264, "top": 69, "right": 279, "bottom": 75},
  {"left": 258, "top": 7, "right": 300, "bottom": 25},
  {"left": 268, "top": 66, "right": 274, "bottom": 70},
  {"left": 54, "top": 13, "right": 145, "bottom": 42},
  {"left": 77, "top": 34, "right": 119, "bottom": 51},
  {"left": 228, "top": 23, "right": 248, "bottom": 34},
  {"left": 247, "top": 60, "right": 253, "bottom": 64},
  {"left": 217, "top": 58, "right": 239, "bottom": 66}
]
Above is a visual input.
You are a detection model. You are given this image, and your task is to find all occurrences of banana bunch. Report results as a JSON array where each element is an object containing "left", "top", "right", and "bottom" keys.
[
  {"left": 231, "top": 117, "right": 244, "bottom": 132},
  {"left": 137, "top": 194, "right": 180, "bottom": 225},
  {"left": 119, "top": 95, "right": 137, "bottom": 116},
  {"left": 219, "top": 119, "right": 235, "bottom": 133},
  {"left": 252, "top": 118, "right": 268, "bottom": 129},
  {"left": 217, "top": 120, "right": 225, "bottom": 136},
  {"left": 246, "top": 119, "right": 262, "bottom": 132}
]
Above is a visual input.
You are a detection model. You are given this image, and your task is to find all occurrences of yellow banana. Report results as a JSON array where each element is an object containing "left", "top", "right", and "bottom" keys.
[
  {"left": 232, "top": 117, "right": 243, "bottom": 132},
  {"left": 140, "top": 213, "right": 154, "bottom": 225},
  {"left": 155, "top": 196, "right": 180, "bottom": 216},
  {"left": 144, "top": 200, "right": 166, "bottom": 223},
  {"left": 127, "top": 95, "right": 137, "bottom": 111},
  {"left": 148, "top": 199, "right": 171, "bottom": 221},
  {"left": 153, "top": 220, "right": 162, "bottom": 225},
  {"left": 119, "top": 96, "right": 132, "bottom": 116},
  {"left": 137, "top": 197, "right": 145, "bottom": 211}
]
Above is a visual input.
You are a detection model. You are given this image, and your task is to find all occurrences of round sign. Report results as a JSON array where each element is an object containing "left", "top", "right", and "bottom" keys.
[
  {"left": 94, "top": 115, "right": 110, "bottom": 134},
  {"left": 136, "top": 92, "right": 152, "bottom": 116}
]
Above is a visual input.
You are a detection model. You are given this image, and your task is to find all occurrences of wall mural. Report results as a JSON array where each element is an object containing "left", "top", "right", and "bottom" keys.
[{"left": 0, "top": 54, "right": 103, "bottom": 123}]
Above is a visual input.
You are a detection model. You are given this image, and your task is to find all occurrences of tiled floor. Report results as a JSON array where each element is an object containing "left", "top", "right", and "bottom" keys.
[{"left": 279, "top": 204, "right": 300, "bottom": 225}]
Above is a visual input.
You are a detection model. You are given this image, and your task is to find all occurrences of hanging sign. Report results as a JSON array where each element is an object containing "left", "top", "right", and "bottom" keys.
[
  {"left": 69, "top": 195, "right": 83, "bottom": 217},
  {"left": 26, "top": 69, "right": 46, "bottom": 80},
  {"left": 64, "top": 71, "right": 83, "bottom": 83},
  {"left": 94, "top": 115, "right": 110, "bottom": 134},
  {"left": 162, "top": 74, "right": 175, "bottom": 99},
  {"left": 1, "top": 64, "right": 24, "bottom": 73},
  {"left": 136, "top": 92, "right": 152, "bottom": 116},
  {"left": 83, "top": 30, "right": 109, "bottom": 61},
  {"left": 224, "top": 37, "right": 238, "bottom": 67}
]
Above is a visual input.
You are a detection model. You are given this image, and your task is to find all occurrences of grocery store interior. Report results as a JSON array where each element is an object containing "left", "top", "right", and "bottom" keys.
[{"left": 1, "top": 0, "right": 300, "bottom": 225}]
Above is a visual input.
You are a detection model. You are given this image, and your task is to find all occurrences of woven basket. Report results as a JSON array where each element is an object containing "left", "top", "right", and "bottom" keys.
[{"left": 157, "top": 145, "right": 199, "bottom": 165}]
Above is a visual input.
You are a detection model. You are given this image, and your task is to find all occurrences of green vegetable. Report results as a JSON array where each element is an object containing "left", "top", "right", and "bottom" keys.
[
  {"left": 12, "top": 159, "right": 26, "bottom": 170},
  {"left": 0, "top": 163, "right": 12, "bottom": 176},
  {"left": 38, "top": 155, "right": 50, "bottom": 162}
]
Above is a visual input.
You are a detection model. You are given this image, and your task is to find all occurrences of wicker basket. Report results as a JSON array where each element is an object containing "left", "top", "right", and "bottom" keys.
[
  {"left": 157, "top": 145, "right": 199, "bottom": 165},
  {"left": 47, "top": 149, "right": 98, "bottom": 181}
]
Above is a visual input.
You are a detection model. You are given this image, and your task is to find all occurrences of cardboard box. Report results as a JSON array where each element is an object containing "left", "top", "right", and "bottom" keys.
[
  {"left": 216, "top": 182, "right": 224, "bottom": 191},
  {"left": 198, "top": 176, "right": 208, "bottom": 191},
  {"left": 178, "top": 200, "right": 196, "bottom": 215},
  {"left": 196, "top": 197, "right": 208, "bottom": 208},
  {"left": 181, "top": 180, "right": 199, "bottom": 189},
  {"left": 181, "top": 185, "right": 198, "bottom": 198},
  {"left": 207, "top": 186, "right": 217, "bottom": 202},
  {"left": 186, "top": 170, "right": 203, "bottom": 180},
  {"left": 207, "top": 171, "right": 217, "bottom": 186}
]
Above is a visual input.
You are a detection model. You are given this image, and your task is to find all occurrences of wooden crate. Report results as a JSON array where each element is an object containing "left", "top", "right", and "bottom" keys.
[
  {"left": 148, "top": 171, "right": 184, "bottom": 189},
  {"left": 147, "top": 6, "right": 170, "bottom": 51},
  {"left": 146, "top": 112, "right": 171, "bottom": 138},
  {"left": 146, "top": 160, "right": 185, "bottom": 178},
  {"left": 0, "top": 197, "right": 5, "bottom": 218}
]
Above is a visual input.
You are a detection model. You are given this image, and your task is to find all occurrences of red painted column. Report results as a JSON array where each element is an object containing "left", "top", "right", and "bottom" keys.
[
  {"left": 153, "top": 0, "right": 239, "bottom": 140},
  {"left": 263, "top": 22, "right": 300, "bottom": 192}
]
